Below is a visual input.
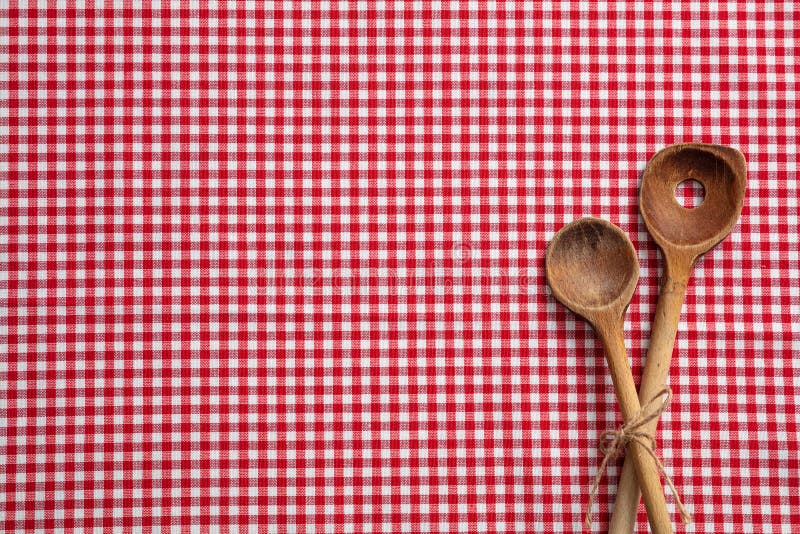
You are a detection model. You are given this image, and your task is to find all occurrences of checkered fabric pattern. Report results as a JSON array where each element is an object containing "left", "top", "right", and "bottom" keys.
[{"left": 1, "top": 1, "right": 798, "bottom": 532}]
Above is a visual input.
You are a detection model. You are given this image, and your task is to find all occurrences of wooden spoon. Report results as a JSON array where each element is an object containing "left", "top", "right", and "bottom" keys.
[
  {"left": 546, "top": 217, "right": 673, "bottom": 534},
  {"left": 609, "top": 143, "right": 747, "bottom": 532}
]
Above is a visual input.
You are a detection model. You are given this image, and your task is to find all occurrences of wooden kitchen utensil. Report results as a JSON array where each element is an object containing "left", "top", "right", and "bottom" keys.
[
  {"left": 546, "top": 217, "right": 673, "bottom": 534},
  {"left": 609, "top": 144, "right": 747, "bottom": 532}
]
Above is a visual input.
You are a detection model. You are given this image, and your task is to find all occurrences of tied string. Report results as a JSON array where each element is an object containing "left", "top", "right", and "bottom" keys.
[{"left": 585, "top": 387, "right": 692, "bottom": 528}]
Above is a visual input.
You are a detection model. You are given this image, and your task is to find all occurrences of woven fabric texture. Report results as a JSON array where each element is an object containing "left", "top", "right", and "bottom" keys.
[{"left": 1, "top": 2, "right": 798, "bottom": 532}]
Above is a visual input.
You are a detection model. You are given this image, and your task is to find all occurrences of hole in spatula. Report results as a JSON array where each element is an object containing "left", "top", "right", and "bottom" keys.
[{"left": 675, "top": 179, "right": 705, "bottom": 209}]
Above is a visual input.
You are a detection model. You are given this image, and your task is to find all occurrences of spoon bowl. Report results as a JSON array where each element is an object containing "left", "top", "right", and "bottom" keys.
[
  {"left": 640, "top": 143, "right": 747, "bottom": 262},
  {"left": 546, "top": 217, "right": 639, "bottom": 324}
]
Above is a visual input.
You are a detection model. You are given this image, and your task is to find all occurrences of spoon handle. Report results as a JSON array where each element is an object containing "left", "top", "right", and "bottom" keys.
[
  {"left": 597, "top": 320, "right": 674, "bottom": 534},
  {"left": 609, "top": 269, "right": 690, "bottom": 533}
]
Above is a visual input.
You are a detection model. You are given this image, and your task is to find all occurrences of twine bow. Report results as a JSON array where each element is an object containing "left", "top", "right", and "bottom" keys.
[{"left": 585, "top": 387, "right": 692, "bottom": 528}]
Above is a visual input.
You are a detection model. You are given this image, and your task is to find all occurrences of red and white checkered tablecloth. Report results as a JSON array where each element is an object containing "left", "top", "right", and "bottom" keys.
[{"left": 1, "top": 1, "right": 798, "bottom": 532}]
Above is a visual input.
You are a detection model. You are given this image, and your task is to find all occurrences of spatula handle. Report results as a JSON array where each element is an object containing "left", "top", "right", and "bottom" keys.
[
  {"left": 597, "top": 320, "right": 673, "bottom": 534},
  {"left": 609, "top": 270, "right": 690, "bottom": 532}
]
